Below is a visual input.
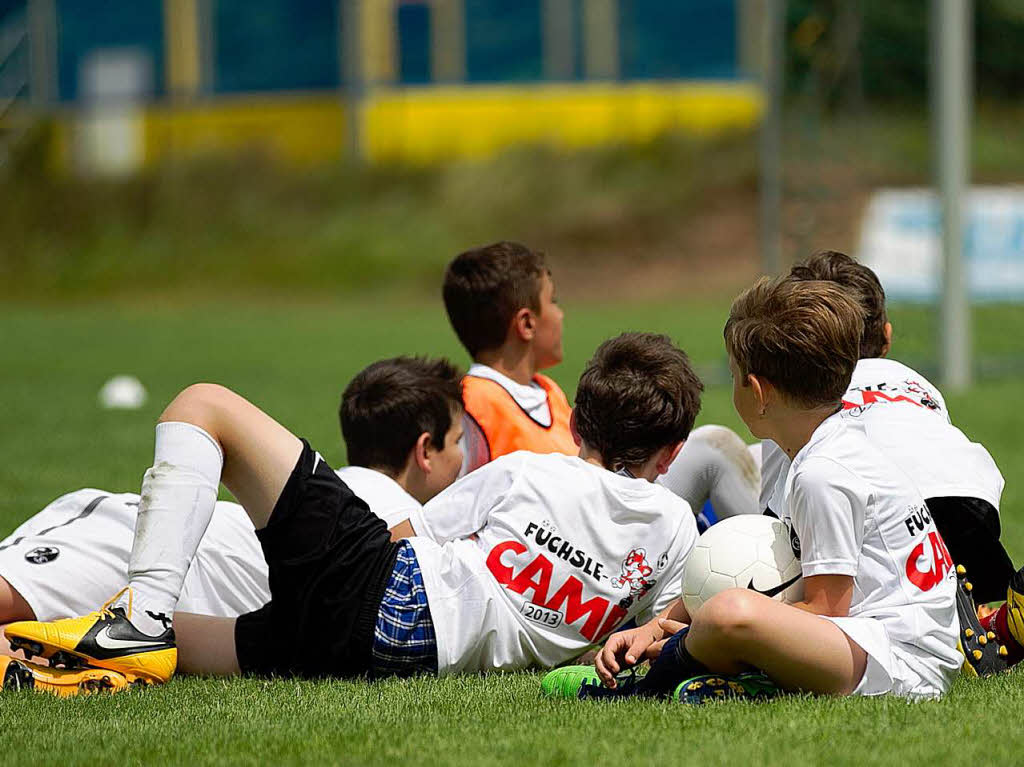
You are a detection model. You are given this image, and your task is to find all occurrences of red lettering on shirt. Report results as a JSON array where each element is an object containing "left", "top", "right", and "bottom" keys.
[{"left": 905, "top": 531, "right": 954, "bottom": 591}]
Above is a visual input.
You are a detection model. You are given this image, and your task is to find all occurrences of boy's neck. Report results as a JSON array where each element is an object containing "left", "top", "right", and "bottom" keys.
[
  {"left": 766, "top": 405, "right": 837, "bottom": 460},
  {"left": 474, "top": 346, "right": 537, "bottom": 387},
  {"left": 578, "top": 444, "right": 659, "bottom": 482}
]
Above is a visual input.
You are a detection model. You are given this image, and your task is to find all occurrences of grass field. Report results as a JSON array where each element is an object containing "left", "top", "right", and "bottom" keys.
[{"left": 4, "top": 295, "right": 1024, "bottom": 765}]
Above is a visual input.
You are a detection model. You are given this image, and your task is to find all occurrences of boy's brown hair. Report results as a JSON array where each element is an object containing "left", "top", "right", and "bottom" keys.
[
  {"left": 788, "top": 250, "right": 889, "bottom": 359},
  {"left": 340, "top": 356, "right": 463, "bottom": 473},
  {"left": 442, "top": 242, "right": 548, "bottom": 358},
  {"left": 574, "top": 332, "right": 703, "bottom": 469},
  {"left": 724, "top": 277, "right": 863, "bottom": 408}
]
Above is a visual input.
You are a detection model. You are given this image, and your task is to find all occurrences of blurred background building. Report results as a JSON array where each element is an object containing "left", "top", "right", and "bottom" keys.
[{"left": 0, "top": 0, "right": 764, "bottom": 172}]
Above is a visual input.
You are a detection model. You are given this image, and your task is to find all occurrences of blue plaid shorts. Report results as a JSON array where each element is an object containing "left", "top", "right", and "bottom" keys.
[{"left": 371, "top": 540, "right": 438, "bottom": 677}]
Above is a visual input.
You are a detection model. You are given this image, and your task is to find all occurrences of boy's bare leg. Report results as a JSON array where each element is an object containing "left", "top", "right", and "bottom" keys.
[
  {"left": 0, "top": 578, "right": 35, "bottom": 658},
  {"left": 173, "top": 613, "right": 241, "bottom": 676},
  {"left": 0, "top": 577, "right": 34, "bottom": 624},
  {"left": 685, "top": 589, "right": 867, "bottom": 695},
  {"left": 159, "top": 383, "right": 303, "bottom": 530}
]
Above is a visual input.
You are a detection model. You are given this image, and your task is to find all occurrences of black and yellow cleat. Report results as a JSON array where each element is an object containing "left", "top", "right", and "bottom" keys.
[
  {"left": 0, "top": 656, "right": 135, "bottom": 697},
  {"left": 4, "top": 589, "right": 175, "bottom": 685},
  {"left": 956, "top": 564, "right": 1008, "bottom": 678}
]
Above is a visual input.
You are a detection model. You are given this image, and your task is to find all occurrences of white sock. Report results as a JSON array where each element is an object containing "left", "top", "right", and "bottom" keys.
[
  {"left": 659, "top": 425, "right": 760, "bottom": 520},
  {"left": 120, "top": 421, "right": 223, "bottom": 635}
]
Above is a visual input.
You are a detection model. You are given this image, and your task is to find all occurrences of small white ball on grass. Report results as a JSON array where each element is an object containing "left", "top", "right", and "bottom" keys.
[{"left": 99, "top": 375, "right": 148, "bottom": 410}]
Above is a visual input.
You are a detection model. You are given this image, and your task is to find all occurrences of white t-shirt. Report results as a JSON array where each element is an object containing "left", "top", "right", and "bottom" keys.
[
  {"left": 778, "top": 413, "right": 960, "bottom": 692},
  {"left": 335, "top": 466, "right": 421, "bottom": 528},
  {"left": 406, "top": 452, "right": 697, "bottom": 675},
  {"left": 459, "top": 363, "right": 553, "bottom": 476},
  {"left": 760, "top": 357, "right": 1004, "bottom": 513}
]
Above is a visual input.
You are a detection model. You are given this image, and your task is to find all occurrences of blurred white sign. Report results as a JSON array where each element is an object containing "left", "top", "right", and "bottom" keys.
[
  {"left": 857, "top": 187, "right": 1024, "bottom": 302},
  {"left": 76, "top": 48, "right": 151, "bottom": 177}
]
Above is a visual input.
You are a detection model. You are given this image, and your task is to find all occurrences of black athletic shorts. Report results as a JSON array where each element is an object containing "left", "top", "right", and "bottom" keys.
[
  {"left": 927, "top": 496, "right": 1015, "bottom": 604},
  {"left": 234, "top": 440, "right": 399, "bottom": 678}
]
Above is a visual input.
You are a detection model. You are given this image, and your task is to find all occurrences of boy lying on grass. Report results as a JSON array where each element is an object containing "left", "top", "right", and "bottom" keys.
[
  {"left": 5, "top": 333, "right": 703, "bottom": 692},
  {"left": 0, "top": 356, "right": 465, "bottom": 693}
]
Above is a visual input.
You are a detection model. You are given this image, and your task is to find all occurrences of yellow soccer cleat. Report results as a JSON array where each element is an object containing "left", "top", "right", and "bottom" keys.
[
  {"left": 4, "top": 589, "right": 176, "bottom": 684},
  {"left": 0, "top": 656, "right": 134, "bottom": 697},
  {"left": 1005, "top": 567, "right": 1024, "bottom": 650}
]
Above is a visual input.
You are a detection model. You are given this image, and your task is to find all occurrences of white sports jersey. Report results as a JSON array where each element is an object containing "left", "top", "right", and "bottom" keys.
[
  {"left": 0, "top": 489, "right": 269, "bottom": 622},
  {"left": 778, "top": 414, "right": 960, "bottom": 698},
  {"left": 335, "top": 466, "right": 420, "bottom": 528},
  {"left": 760, "top": 357, "right": 1004, "bottom": 513},
  {"left": 459, "top": 363, "right": 553, "bottom": 476},
  {"left": 841, "top": 357, "right": 1003, "bottom": 508},
  {"left": 407, "top": 452, "right": 697, "bottom": 676}
]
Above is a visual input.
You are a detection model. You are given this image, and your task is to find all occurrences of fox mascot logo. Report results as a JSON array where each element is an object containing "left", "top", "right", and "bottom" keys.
[{"left": 611, "top": 548, "right": 655, "bottom": 599}]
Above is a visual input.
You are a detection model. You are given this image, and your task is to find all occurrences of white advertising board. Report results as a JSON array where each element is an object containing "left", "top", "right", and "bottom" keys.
[{"left": 857, "top": 187, "right": 1024, "bottom": 302}]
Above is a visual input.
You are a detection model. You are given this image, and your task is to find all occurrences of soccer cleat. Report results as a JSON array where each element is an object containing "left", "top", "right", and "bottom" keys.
[
  {"left": 1004, "top": 565, "right": 1024, "bottom": 651},
  {"left": 0, "top": 656, "right": 133, "bottom": 697},
  {"left": 673, "top": 671, "right": 780, "bottom": 705},
  {"left": 955, "top": 564, "right": 1008, "bottom": 678},
  {"left": 540, "top": 665, "right": 645, "bottom": 701},
  {"left": 4, "top": 589, "right": 176, "bottom": 684}
]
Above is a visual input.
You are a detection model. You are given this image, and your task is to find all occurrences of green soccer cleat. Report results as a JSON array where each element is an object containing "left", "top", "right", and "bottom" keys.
[{"left": 540, "top": 665, "right": 645, "bottom": 700}]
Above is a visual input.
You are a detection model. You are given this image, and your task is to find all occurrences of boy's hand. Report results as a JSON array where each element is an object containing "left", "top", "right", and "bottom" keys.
[
  {"left": 595, "top": 625, "right": 660, "bottom": 688},
  {"left": 645, "top": 618, "right": 687, "bottom": 660}
]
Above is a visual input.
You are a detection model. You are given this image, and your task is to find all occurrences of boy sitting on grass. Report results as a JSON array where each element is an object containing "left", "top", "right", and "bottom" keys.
[
  {"left": 442, "top": 242, "right": 576, "bottom": 474},
  {"left": 545, "top": 278, "right": 960, "bottom": 702},
  {"left": 4, "top": 333, "right": 702, "bottom": 690}
]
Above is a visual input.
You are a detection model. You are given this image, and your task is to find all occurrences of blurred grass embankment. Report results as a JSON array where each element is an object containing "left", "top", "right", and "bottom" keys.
[{"left": 4, "top": 104, "right": 1024, "bottom": 303}]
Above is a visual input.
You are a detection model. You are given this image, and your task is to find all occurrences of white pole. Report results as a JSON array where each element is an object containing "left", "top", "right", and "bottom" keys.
[
  {"left": 934, "top": 0, "right": 972, "bottom": 391},
  {"left": 759, "top": 0, "right": 784, "bottom": 275}
]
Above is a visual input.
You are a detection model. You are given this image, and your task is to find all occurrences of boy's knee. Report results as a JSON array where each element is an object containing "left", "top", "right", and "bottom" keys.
[
  {"left": 696, "top": 588, "right": 761, "bottom": 640},
  {"left": 160, "top": 383, "right": 236, "bottom": 428}
]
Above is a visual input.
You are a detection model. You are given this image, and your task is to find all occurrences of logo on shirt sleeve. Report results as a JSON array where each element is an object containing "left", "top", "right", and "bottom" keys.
[{"left": 25, "top": 546, "right": 59, "bottom": 564}]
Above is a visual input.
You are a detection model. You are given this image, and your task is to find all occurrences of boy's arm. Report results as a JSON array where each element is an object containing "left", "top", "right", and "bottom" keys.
[{"left": 790, "top": 574, "right": 855, "bottom": 617}]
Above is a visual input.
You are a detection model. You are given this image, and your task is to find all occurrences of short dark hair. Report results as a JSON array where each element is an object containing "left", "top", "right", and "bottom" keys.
[
  {"left": 442, "top": 241, "right": 548, "bottom": 358},
  {"left": 340, "top": 356, "right": 463, "bottom": 473},
  {"left": 788, "top": 250, "right": 889, "bottom": 359},
  {"left": 724, "top": 277, "right": 863, "bottom": 409},
  {"left": 574, "top": 332, "right": 703, "bottom": 469}
]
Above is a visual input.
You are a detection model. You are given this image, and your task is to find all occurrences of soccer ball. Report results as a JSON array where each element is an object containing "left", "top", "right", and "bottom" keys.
[{"left": 681, "top": 514, "right": 803, "bottom": 616}]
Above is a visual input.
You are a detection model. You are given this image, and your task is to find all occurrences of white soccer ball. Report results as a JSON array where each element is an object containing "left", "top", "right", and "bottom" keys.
[{"left": 681, "top": 514, "right": 803, "bottom": 617}]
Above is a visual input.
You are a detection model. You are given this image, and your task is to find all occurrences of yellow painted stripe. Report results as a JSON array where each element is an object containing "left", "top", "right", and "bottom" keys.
[{"left": 50, "top": 82, "right": 762, "bottom": 170}]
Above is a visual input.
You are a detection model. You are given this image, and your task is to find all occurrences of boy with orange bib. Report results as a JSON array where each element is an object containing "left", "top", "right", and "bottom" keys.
[{"left": 442, "top": 242, "right": 576, "bottom": 474}]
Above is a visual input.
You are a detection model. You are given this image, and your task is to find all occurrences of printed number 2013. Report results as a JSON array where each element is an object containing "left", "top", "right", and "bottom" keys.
[{"left": 522, "top": 603, "right": 563, "bottom": 628}]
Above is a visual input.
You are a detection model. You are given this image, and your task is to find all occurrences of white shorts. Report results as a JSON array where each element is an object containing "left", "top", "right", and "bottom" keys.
[
  {"left": 826, "top": 615, "right": 955, "bottom": 700},
  {"left": 0, "top": 489, "right": 270, "bottom": 621}
]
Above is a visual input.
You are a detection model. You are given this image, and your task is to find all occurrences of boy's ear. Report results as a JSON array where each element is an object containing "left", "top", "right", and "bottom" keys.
[
  {"left": 654, "top": 441, "right": 684, "bottom": 476},
  {"left": 881, "top": 321, "right": 893, "bottom": 358},
  {"left": 748, "top": 373, "right": 770, "bottom": 415},
  {"left": 512, "top": 306, "right": 536, "bottom": 342},
  {"left": 569, "top": 410, "right": 582, "bottom": 447},
  {"left": 413, "top": 431, "right": 433, "bottom": 473}
]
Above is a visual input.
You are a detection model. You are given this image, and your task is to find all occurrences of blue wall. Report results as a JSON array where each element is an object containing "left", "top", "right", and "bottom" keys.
[{"left": 31, "top": 0, "right": 739, "bottom": 101}]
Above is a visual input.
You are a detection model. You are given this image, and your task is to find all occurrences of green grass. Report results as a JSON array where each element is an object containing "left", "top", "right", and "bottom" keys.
[{"left": 3, "top": 296, "right": 1024, "bottom": 764}]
